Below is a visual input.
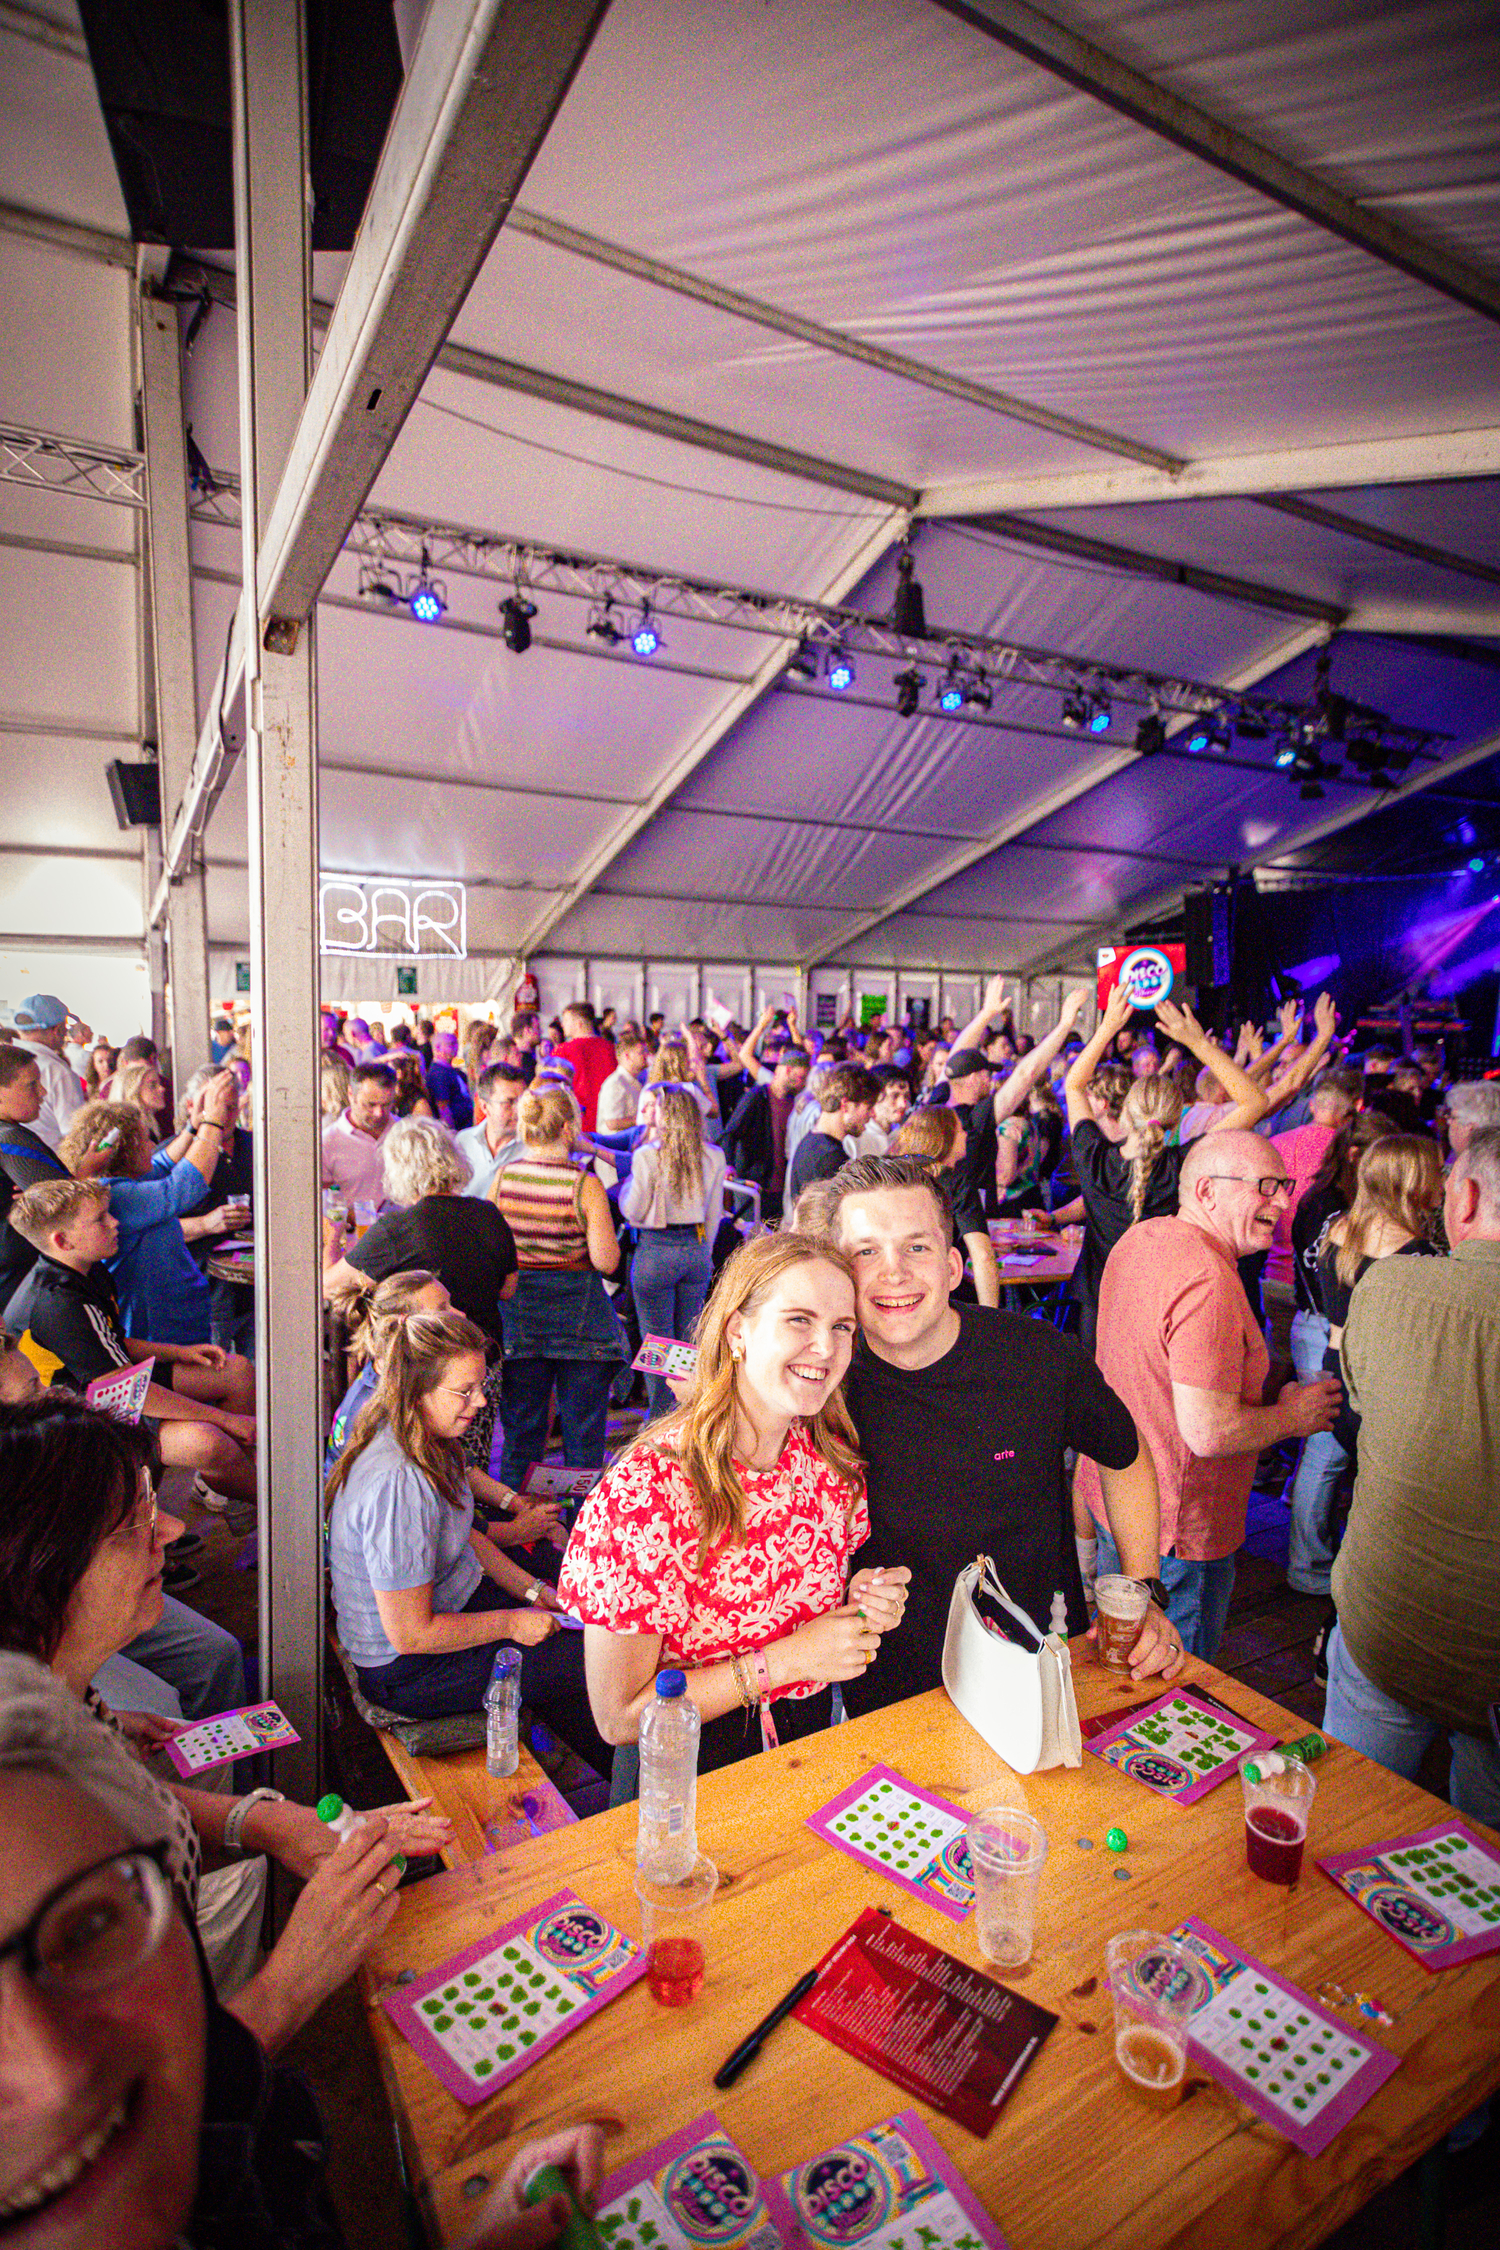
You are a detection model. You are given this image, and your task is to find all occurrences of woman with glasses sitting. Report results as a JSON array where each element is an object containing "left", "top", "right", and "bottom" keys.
[
  {"left": 0, "top": 1393, "right": 450, "bottom": 2050},
  {"left": 0, "top": 1650, "right": 603, "bottom": 2250}
]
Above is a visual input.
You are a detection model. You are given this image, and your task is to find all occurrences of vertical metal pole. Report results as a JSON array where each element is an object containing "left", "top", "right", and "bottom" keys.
[
  {"left": 230, "top": 0, "right": 323, "bottom": 1801},
  {"left": 138, "top": 289, "right": 213, "bottom": 1089}
]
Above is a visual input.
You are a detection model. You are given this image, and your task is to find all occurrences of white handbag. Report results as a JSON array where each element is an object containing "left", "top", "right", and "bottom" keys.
[{"left": 941, "top": 1558, "right": 1082, "bottom": 1774}]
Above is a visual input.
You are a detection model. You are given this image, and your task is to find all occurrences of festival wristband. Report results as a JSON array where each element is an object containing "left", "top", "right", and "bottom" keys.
[{"left": 751, "top": 1648, "right": 773, "bottom": 1700}]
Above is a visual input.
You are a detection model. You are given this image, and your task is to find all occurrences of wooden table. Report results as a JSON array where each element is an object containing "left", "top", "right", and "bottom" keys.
[
  {"left": 986, "top": 1221, "right": 1081, "bottom": 1288},
  {"left": 361, "top": 1653, "right": 1500, "bottom": 2249},
  {"left": 378, "top": 1731, "right": 560, "bottom": 1870}
]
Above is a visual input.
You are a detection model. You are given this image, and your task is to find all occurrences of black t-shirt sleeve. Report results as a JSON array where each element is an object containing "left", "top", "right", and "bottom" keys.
[
  {"left": 1069, "top": 1119, "right": 1112, "bottom": 1200},
  {"left": 0, "top": 1132, "right": 66, "bottom": 1191},
  {"left": 1062, "top": 1338, "right": 1140, "bottom": 1471},
  {"left": 31, "top": 1284, "right": 127, "bottom": 1385},
  {"left": 475, "top": 1199, "right": 517, "bottom": 1283},
  {"left": 345, "top": 1207, "right": 412, "bottom": 1282},
  {"left": 950, "top": 1176, "right": 986, "bottom": 1241}
]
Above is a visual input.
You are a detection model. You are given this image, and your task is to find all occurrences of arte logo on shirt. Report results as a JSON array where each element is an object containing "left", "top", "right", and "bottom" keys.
[{"left": 993, "top": 1448, "right": 1016, "bottom": 1461}]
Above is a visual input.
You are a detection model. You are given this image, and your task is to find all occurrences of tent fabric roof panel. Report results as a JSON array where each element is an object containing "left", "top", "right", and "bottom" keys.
[
  {"left": 516, "top": 0, "right": 1500, "bottom": 465},
  {"left": 0, "top": 235, "right": 135, "bottom": 449},
  {"left": 0, "top": 14, "right": 126, "bottom": 237}
]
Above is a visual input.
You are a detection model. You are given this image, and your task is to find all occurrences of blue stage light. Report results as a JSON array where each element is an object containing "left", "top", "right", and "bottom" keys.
[
  {"left": 1469, "top": 855, "right": 1486, "bottom": 873},
  {"left": 632, "top": 609, "right": 660, "bottom": 657},
  {"left": 937, "top": 661, "right": 965, "bottom": 712},
  {"left": 409, "top": 580, "right": 444, "bottom": 623},
  {"left": 826, "top": 647, "right": 855, "bottom": 691},
  {"left": 1088, "top": 693, "right": 1112, "bottom": 733}
]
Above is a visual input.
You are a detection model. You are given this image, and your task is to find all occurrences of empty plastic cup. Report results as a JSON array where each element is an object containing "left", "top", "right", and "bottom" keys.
[{"left": 965, "top": 1808, "right": 1048, "bottom": 1968}]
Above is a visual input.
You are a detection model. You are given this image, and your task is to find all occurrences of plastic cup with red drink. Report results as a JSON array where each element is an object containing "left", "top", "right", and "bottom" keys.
[{"left": 1240, "top": 1752, "right": 1317, "bottom": 1884}]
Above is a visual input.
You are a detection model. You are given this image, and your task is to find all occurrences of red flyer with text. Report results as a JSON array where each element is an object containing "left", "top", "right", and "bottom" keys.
[{"left": 793, "top": 1908, "right": 1057, "bottom": 2137}]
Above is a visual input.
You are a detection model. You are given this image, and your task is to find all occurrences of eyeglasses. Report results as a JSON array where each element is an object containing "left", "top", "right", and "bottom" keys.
[
  {"left": 106, "top": 1476, "right": 158, "bottom": 1546},
  {"left": 0, "top": 1845, "right": 174, "bottom": 2000},
  {"left": 1197, "top": 1173, "right": 1296, "bottom": 1200}
]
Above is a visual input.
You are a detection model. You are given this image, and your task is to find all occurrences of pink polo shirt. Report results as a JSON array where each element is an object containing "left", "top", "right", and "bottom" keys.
[
  {"left": 320, "top": 1109, "right": 391, "bottom": 1208},
  {"left": 1076, "top": 1215, "right": 1269, "bottom": 1563}
]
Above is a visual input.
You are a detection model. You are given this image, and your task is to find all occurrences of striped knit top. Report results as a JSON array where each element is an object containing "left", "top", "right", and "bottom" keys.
[{"left": 491, "top": 1158, "right": 590, "bottom": 1270}]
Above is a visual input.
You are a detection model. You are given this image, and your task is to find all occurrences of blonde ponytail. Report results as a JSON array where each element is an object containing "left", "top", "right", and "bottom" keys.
[{"left": 1120, "top": 1074, "right": 1184, "bottom": 1226}]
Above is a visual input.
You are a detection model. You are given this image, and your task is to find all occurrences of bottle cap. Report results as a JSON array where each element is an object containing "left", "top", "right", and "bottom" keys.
[
  {"left": 655, "top": 1669, "right": 687, "bottom": 1697},
  {"left": 316, "top": 1793, "right": 345, "bottom": 1823}
]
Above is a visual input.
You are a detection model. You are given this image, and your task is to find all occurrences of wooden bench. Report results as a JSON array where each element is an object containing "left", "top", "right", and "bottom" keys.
[
  {"left": 326, "top": 1625, "right": 562, "bottom": 1869},
  {"left": 374, "top": 1730, "right": 562, "bottom": 1869}
]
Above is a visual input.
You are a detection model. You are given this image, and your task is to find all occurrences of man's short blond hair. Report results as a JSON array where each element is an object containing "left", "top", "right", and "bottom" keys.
[{"left": 11, "top": 1176, "right": 108, "bottom": 1251}]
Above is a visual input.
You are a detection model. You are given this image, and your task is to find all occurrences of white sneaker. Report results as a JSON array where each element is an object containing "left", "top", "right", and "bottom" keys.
[{"left": 192, "top": 1474, "right": 230, "bottom": 1513}]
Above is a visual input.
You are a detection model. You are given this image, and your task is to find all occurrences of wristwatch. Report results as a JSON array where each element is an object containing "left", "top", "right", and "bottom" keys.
[
  {"left": 1131, "top": 1575, "right": 1170, "bottom": 1612},
  {"left": 224, "top": 1786, "right": 284, "bottom": 1855}
]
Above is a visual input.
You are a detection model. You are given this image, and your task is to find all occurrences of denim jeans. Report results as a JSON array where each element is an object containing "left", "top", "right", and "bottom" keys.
[
  {"left": 94, "top": 1594, "right": 247, "bottom": 1724},
  {"left": 499, "top": 1356, "right": 615, "bottom": 1491},
  {"left": 1095, "top": 1523, "right": 1236, "bottom": 1665},
  {"left": 630, "top": 1229, "right": 712, "bottom": 1415},
  {"left": 356, "top": 1577, "right": 610, "bottom": 1772},
  {"left": 1323, "top": 1625, "right": 1500, "bottom": 1829},
  {"left": 1286, "top": 1308, "right": 1348, "bottom": 1594}
]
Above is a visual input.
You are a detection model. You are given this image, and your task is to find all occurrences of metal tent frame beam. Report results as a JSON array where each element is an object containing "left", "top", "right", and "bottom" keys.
[
  {"left": 137, "top": 290, "right": 212, "bottom": 1087},
  {"left": 918, "top": 428, "right": 1500, "bottom": 518},
  {"left": 252, "top": 0, "right": 612, "bottom": 635},
  {"left": 933, "top": 0, "right": 1500, "bottom": 326}
]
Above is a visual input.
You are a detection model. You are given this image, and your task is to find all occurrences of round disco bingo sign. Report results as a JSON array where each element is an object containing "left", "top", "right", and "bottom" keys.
[{"left": 1115, "top": 946, "right": 1177, "bottom": 1008}]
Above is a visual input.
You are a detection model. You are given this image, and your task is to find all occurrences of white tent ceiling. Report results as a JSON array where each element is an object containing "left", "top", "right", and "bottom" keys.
[{"left": 2, "top": 0, "right": 1498, "bottom": 994}]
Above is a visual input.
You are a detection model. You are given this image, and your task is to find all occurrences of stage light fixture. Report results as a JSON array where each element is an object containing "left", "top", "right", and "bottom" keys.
[
  {"left": 586, "top": 603, "right": 622, "bottom": 645},
  {"left": 358, "top": 563, "right": 404, "bottom": 606},
  {"left": 891, "top": 545, "right": 928, "bottom": 639},
  {"left": 963, "top": 670, "right": 993, "bottom": 712},
  {"left": 1383, "top": 748, "right": 1415, "bottom": 774},
  {"left": 894, "top": 667, "right": 925, "bottom": 718},
  {"left": 787, "top": 637, "right": 819, "bottom": 681},
  {"left": 1133, "top": 711, "right": 1166, "bottom": 758},
  {"left": 1469, "top": 855, "right": 1487, "bottom": 873},
  {"left": 1061, "top": 688, "right": 1090, "bottom": 732},
  {"left": 1299, "top": 780, "right": 1325, "bottom": 800},
  {"left": 937, "top": 659, "right": 966, "bottom": 713},
  {"left": 409, "top": 577, "right": 445, "bottom": 623},
  {"left": 500, "top": 593, "right": 537, "bottom": 653},
  {"left": 1088, "top": 692, "right": 1112, "bottom": 734},
  {"left": 1273, "top": 741, "right": 1298, "bottom": 769},
  {"left": 631, "top": 606, "right": 661, "bottom": 657},
  {"left": 826, "top": 645, "right": 855, "bottom": 692}
]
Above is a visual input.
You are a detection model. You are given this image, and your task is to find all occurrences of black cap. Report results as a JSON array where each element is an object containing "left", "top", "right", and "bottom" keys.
[{"left": 945, "top": 1047, "right": 990, "bottom": 1079}]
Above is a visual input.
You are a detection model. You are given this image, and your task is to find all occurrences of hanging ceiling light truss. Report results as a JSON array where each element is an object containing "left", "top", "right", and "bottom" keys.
[{"left": 0, "top": 418, "right": 1444, "bottom": 764}]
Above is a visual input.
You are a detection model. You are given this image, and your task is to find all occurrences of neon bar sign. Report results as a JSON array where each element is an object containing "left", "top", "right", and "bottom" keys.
[{"left": 318, "top": 874, "right": 467, "bottom": 959}]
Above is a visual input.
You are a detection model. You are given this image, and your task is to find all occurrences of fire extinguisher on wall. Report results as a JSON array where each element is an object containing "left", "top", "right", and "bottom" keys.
[{"left": 515, "top": 963, "right": 539, "bottom": 1012}]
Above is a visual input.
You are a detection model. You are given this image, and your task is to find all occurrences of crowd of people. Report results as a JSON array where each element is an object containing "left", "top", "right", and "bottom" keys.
[{"left": 2, "top": 970, "right": 1497, "bottom": 2246}]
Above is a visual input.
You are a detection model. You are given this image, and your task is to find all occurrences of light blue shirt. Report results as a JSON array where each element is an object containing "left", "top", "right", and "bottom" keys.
[
  {"left": 328, "top": 1421, "right": 482, "bottom": 1668},
  {"left": 456, "top": 1122, "right": 522, "bottom": 1199},
  {"left": 105, "top": 1152, "right": 212, "bottom": 1345}
]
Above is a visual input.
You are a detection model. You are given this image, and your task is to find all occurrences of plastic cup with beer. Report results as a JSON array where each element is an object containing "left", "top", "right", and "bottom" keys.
[
  {"left": 1106, "top": 1930, "right": 1208, "bottom": 2107},
  {"left": 1093, "top": 1575, "right": 1152, "bottom": 1671},
  {"left": 964, "top": 1808, "right": 1048, "bottom": 1969},
  {"left": 1240, "top": 1752, "right": 1316, "bottom": 1884}
]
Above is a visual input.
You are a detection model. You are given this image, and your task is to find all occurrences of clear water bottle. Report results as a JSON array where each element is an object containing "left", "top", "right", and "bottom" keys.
[
  {"left": 636, "top": 1669, "right": 700, "bottom": 1879},
  {"left": 485, "top": 1647, "right": 522, "bottom": 1777}
]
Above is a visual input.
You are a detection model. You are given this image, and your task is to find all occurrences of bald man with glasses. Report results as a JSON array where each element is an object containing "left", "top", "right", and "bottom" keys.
[{"left": 1076, "top": 1131, "right": 1342, "bottom": 1659}]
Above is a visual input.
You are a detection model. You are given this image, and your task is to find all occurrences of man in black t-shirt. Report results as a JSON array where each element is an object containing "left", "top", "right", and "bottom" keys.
[
  {"left": 826, "top": 1156, "right": 1183, "bottom": 1715},
  {"left": 787, "top": 1065, "right": 879, "bottom": 1207}
]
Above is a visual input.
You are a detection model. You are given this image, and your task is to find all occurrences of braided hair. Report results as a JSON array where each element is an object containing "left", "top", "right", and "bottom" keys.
[{"left": 1121, "top": 1074, "right": 1185, "bottom": 1225}]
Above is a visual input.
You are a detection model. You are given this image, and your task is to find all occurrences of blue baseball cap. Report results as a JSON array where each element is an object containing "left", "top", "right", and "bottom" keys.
[{"left": 14, "top": 994, "right": 68, "bottom": 1031}]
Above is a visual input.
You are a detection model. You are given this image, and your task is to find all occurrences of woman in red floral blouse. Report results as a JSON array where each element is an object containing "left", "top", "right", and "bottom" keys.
[{"left": 559, "top": 1232, "right": 910, "bottom": 1799}]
